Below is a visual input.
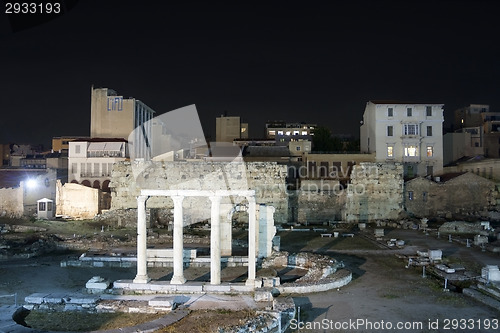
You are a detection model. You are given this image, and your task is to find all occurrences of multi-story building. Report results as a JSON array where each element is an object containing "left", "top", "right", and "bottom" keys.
[
  {"left": 215, "top": 115, "right": 248, "bottom": 142},
  {"left": 265, "top": 121, "right": 315, "bottom": 139},
  {"left": 453, "top": 104, "right": 490, "bottom": 130},
  {"left": 360, "top": 101, "right": 444, "bottom": 177},
  {"left": 0, "top": 144, "right": 10, "bottom": 167},
  {"left": 68, "top": 138, "right": 128, "bottom": 192},
  {"left": 90, "top": 86, "right": 154, "bottom": 159},
  {"left": 446, "top": 104, "right": 500, "bottom": 161},
  {"left": 52, "top": 136, "right": 90, "bottom": 153},
  {"left": 443, "top": 127, "right": 483, "bottom": 165}
]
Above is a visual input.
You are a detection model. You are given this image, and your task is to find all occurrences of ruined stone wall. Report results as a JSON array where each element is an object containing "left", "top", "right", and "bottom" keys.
[
  {"left": 56, "top": 181, "right": 101, "bottom": 219},
  {"left": 405, "top": 172, "right": 498, "bottom": 218},
  {"left": 108, "top": 161, "right": 288, "bottom": 225},
  {"left": 345, "top": 163, "right": 404, "bottom": 222},
  {"left": 297, "top": 190, "right": 345, "bottom": 223},
  {"left": 0, "top": 185, "right": 23, "bottom": 218}
]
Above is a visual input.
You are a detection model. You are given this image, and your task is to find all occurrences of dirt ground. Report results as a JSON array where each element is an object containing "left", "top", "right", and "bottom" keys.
[{"left": 1, "top": 219, "right": 499, "bottom": 332}]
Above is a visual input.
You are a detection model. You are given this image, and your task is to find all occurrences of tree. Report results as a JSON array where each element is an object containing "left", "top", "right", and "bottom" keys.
[{"left": 312, "top": 127, "right": 343, "bottom": 152}]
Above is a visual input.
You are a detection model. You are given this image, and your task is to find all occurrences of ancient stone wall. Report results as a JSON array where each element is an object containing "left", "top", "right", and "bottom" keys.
[
  {"left": 405, "top": 172, "right": 498, "bottom": 218},
  {"left": 56, "top": 181, "right": 101, "bottom": 219},
  {"left": 345, "top": 163, "right": 404, "bottom": 222},
  {"left": 0, "top": 185, "right": 23, "bottom": 218},
  {"left": 108, "top": 161, "right": 288, "bottom": 225},
  {"left": 296, "top": 190, "right": 345, "bottom": 223}
]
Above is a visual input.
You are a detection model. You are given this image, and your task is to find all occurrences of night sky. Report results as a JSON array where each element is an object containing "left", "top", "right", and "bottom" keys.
[{"left": 1, "top": 0, "right": 500, "bottom": 147}]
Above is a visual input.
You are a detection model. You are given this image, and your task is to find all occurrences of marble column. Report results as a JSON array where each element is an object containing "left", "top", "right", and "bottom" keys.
[
  {"left": 209, "top": 195, "right": 222, "bottom": 285},
  {"left": 246, "top": 196, "right": 257, "bottom": 287},
  {"left": 133, "top": 195, "right": 150, "bottom": 283},
  {"left": 170, "top": 195, "right": 186, "bottom": 284}
]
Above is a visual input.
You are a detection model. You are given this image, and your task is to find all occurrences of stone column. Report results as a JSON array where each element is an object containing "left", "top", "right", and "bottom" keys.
[
  {"left": 246, "top": 196, "right": 257, "bottom": 287},
  {"left": 170, "top": 195, "right": 186, "bottom": 284},
  {"left": 209, "top": 195, "right": 222, "bottom": 285},
  {"left": 134, "top": 195, "right": 150, "bottom": 283}
]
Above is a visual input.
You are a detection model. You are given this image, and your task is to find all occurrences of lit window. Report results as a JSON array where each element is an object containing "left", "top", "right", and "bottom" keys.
[
  {"left": 285, "top": 131, "right": 291, "bottom": 135},
  {"left": 293, "top": 131, "right": 299, "bottom": 135},
  {"left": 404, "top": 146, "right": 418, "bottom": 157},
  {"left": 427, "top": 146, "right": 433, "bottom": 157},
  {"left": 403, "top": 124, "right": 419, "bottom": 136},
  {"left": 387, "top": 146, "right": 394, "bottom": 157},
  {"left": 301, "top": 131, "right": 308, "bottom": 135},
  {"left": 407, "top": 108, "right": 412, "bottom": 116},
  {"left": 388, "top": 107, "right": 393, "bottom": 117},
  {"left": 278, "top": 130, "right": 284, "bottom": 135},
  {"left": 268, "top": 130, "right": 276, "bottom": 136}
]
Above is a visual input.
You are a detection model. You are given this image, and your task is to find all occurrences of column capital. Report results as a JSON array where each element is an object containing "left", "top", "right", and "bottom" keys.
[
  {"left": 171, "top": 195, "right": 185, "bottom": 204},
  {"left": 209, "top": 195, "right": 222, "bottom": 204},
  {"left": 246, "top": 195, "right": 256, "bottom": 204}
]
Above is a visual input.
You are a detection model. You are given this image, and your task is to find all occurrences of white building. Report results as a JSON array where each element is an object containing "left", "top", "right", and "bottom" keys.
[
  {"left": 360, "top": 101, "right": 444, "bottom": 177},
  {"left": 68, "top": 138, "right": 128, "bottom": 192},
  {"left": 265, "top": 121, "right": 315, "bottom": 139}
]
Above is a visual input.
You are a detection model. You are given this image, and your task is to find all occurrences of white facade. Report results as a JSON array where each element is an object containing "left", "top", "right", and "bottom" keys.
[
  {"left": 360, "top": 101, "right": 444, "bottom": 177},
  {"left": 68, "top": 139, "right": 128, "bottom": 191}
]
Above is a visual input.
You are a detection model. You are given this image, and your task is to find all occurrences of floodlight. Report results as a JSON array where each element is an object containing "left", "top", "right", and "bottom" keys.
[{"left": 26, "top": 179, "right": 37, "bottom": 189}]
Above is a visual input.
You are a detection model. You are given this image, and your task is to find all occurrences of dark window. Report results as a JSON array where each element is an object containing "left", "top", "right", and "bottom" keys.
[
  {"left": 408, "top": 191, "right": 413, "bottom": 201},
  {"left": 38, "top": 202, "right": 46, "bottom": 211},
  {"left": 427, "top": 126, "right": 432, "bottom": 136},
  {"left": 319, "top": 162, "right": 329, "bottom": 178},
  {"left": 308, "top": 161, "right": 317, "bottom": 178},
  {"left": 331, "top": 162, "right": 342, "bottom": 177},
  {"left": 426, "top": 106, "right": 432, "bottom": 116},
  {"left": 388, "top": 108, "right": 393, "bottom": 117},
  {"left": 407, "top": 108, "right": 412, "bottom": 116},
  {"left": 387, "top": 126, "right": 393, "bottom": 136},
  {"left": 423, "top": 192, "right": 428, "bottom": 202}
]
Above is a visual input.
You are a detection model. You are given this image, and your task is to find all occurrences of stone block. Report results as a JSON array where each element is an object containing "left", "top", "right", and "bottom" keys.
[
  {"left": 86, "top": 276, "right": 111, "bottom": 293},
  {"left": 175, "top": 284, "right": 203, "bottom": 293},
  {"left": 204, "top": 284, "right": 232, "bottom": 292},
  {"left": 428, "top": 249, "right": 442, "bottom": 262},
  {"left": 254, "top": 288, "right": 274, "bottom": 302},
  {"left": 262, "top": 277, "right": 280, "bottom": 287},
  {"left": 149, "top": 297, "right": 174, "bottom": 308},
  {"left": 482, "top": 265, "right": 500, "bottom": 282},
  {"left": 25, "top": 293, "right": 49, "bottom": 304},
  {"left": 67, "top": 295, "right": 100, "bottom": 304},
  {"left": 44, "top": 293, "right": 69, "bottom": 304}
]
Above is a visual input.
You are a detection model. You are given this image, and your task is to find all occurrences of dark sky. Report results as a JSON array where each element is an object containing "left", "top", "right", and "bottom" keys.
[{"left": 1, "top": 0, "right": 500, "bottom": 147}]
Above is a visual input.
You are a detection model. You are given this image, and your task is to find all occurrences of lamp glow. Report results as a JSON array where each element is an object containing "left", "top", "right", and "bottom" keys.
[{"left": 26, "top": 179, "right": 37, "bottom": 189}]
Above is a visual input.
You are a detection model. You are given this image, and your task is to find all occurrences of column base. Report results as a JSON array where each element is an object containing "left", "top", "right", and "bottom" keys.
[
  {"left": 245, "top": 278, "right": 256, "bottom": 288},
  {"left": 210, "top": 278, "right": 221, "bottom": 285},
  {"left": 133, "top": 275, "right": 151, "bottom": 284},
  {"left": 170, "top": 275, "right": 187, "bottom": 285}
]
